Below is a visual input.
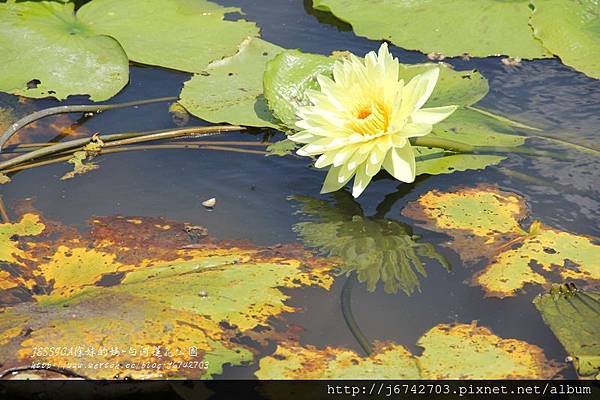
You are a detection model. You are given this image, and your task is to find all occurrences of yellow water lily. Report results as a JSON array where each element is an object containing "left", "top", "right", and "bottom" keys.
[{"left": 289, "top": 43, "right": 457, "bottom": 197}]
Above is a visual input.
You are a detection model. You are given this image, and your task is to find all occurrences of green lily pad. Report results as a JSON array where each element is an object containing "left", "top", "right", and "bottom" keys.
[
  {"left": 0, "top": 0, "right": 129, "bottom": 101},
  {"left": 180, "top": 38, "right": 283, "bottom": 127},
  {"left": 416, "top": 108, "right": 527, "bottom": 176},
  {"left": 78, "top": 0, "right": 259, "bottom": 73},
  {"left": 533, "top": 285, "right": 600, "bottom": 378},
  {"left": 263, "top": 49, "right": 529, "bottom": 176},
  {"left": 531, "top": 0, "right": 600, "bottom": 79},
  {"left": 0, "top": 211, "right": 335, "bottom": 378},
  {"left": 312, "top": 0, "right": 549, "bottom": 59},
  {"left": 266, "top": 139, "right": 297, "bottom": 156},
  {"left": 291, "top": 192, "right": 449, "bottom": 295},
  {"left": 263, "top": 50, "right": 337, "bottom": 129}
]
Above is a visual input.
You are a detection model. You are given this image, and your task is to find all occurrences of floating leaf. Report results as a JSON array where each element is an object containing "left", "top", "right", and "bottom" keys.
[
  {"left": 291, "top": 192, "right": 449, "bottom": 295},
  {"left": 78, "top": 0, "right": 259, "bottom": 73},
  {"left": 416, "top": 323, "right": 561, "bottom": 379},
  {"left": 402, "top": 185, "right": 600, "bottom": 297},
  {"left": 169, "top": 102, "right": 190, "bottom": 127},
  {"left": 534, "top": 284, "right": 600, "bottom": 378},
  {"left": 0, "top": 1, "right": 129, "bottom": 101},
  {"left": 531, "top": 0, "right": 600, "bottom": 79},
  {"left": 263, "top": 50, "right": 336, "bottom": 129},
  {"left": 256, "top": 323, "right": 561, "bottom": 379},
  {"left": 266, "top": 139, "right": 297, "bottom": 157},
  {"left": 256, "top": 342, "right": 420, "bottom": 379},
  {"left": 0, "top": 211, "right": 335, "bottom": 378},
  {"left": 0, "top": 172, "right": 10, "bottom": 185},
  {"left": 312, "top": 0, "right": 549, "bottom": 59},
  {"left": 263, "top": 49, "right": 528, "bottom": 175},
  {"left": 180, "top": 38, "right": 283, "bottom": 127},
  {"left": 0, "top": 213, "right": 44, "bottom": 265},
  {"left": 61, "top": 134, "right": 104, "bottom": 180}
]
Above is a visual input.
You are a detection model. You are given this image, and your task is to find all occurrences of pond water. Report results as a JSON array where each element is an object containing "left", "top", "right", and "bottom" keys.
[{"left": 2, "top": 0, "right": 599, "bottom": 380}]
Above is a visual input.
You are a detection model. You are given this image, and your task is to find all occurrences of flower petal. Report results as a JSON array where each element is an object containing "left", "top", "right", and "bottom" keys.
[
  {"left": 412, "top": 105, "right": 457, "bottom": 125},
  {"left": 320, "top": 165, "right": 353, "bottom": 194},
  {"left": 382, "top": 144, "right": 416, "bottom": 183},
  {"left": 413, "top": 67, "right": 440, "bottom": 110},
  {"left": 401, "top": 122, "right": 433, "bottom": 138},
  {"left": 352, "top": 162, "right": 373, "bottom": 198}
]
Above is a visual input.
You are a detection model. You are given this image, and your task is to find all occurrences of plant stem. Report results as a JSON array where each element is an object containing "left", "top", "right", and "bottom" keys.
[
  {"left": 2, "top": 143, "right": 265, "bottom": 174},
  {"left": 0, "top": 195, "right": 10, "bottom": 223},
  {"left": 0, "top": 96, "right": 178, "bottom": 151},
  {"left": 0, "top": 126, "right": 243, "bottom": 171},
  {"left": 410, "top": 136, "right": 570, "bottom": 160},
  {"left": 341, "top": 272, "right": 373, "bottom": 356}
]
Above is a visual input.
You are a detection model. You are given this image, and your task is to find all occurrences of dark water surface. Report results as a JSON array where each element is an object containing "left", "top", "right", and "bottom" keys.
[{"left": 2, "top": 0, "right": 600, "bottom": 379}]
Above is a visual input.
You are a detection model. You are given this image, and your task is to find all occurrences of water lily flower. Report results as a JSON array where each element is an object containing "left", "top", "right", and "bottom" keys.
[{"left": 289, "top": 43, "right": 457, "bottom": 198}]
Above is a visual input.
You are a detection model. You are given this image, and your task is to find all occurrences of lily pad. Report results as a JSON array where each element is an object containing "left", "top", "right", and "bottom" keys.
[
  {"left": 180, "top": 38, "right": 283, "bottom": 127},
  {"left": 534, "top": 285, "right": 600, "bottom": 378},
  {"left": 256, "top": 322, "right": 561, "bottom": 379},
  {"left": 0, "top": 0, "right": 129, "bottom": 101},
  {"left": 78, "top": 0, "right": 259, "bottom": 73},
  {"left": 531, "top": 0, "right": 600, "bottom": 79},
  {"left": 256, "top": 342, "right": 420, "bottom": 379},
  {"left": 312, "top": 0, "right": 549, "bottom": 59},
  {"left": 402, "top": 185, "right": 600, "bottom": 297},
  {"left": 263, "top": 50, "right": 337, "bottom": 129},
  {"left": 291, "top": 192, "right": 449, "bottom": 295},
  {"left": 263, "top": 49, "right": 529, "bottom": 176},
  {"left": 417, "top": 323, "right": 561, "bottom": 379},
  {"left": 0, "top": 210, "right": 335, "bottom": 378}
]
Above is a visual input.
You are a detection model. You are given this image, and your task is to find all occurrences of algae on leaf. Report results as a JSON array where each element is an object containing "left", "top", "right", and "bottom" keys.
[
  {"left": 0, "top": 211, "right": 335, "bottom": 379},
  {"left": 0, "top": 0, "right": 129, "bottom": 101},
  {"left": 312, "top": 0, "right": 549, "bottom": 59},
  {"left": 78, "top": 0, "right": 259, "bottom": 73},
  {"left": 534, "top": 285, "right": 600, "bottom": 379},
  {"left": 531, "top": 0, "right": 600, "bottom": 79},
  {"left": 180, "top": 38, "right": 283, "bottom": 128},
  {"left": 256, "top": 322, "right": 561, "bottom": 379}
]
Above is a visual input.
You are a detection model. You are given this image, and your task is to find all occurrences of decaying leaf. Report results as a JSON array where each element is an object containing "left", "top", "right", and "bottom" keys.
[
  {"left": 256, "top": 322, "right": 561, "bottom": 379},
  {"left": 402, "top": 185, "right": 600, "bottom": 297},
  {"left": 416, "top": 323, "right": 561, "bottom": 379},
  {"left": 0, "top": 172, "right": 10, "bottom": 184},
  {"left": 534, "top": 284, "right": 600, "bottom": 379},
  {"left": 168, "top": 102, "right": 190, "bottom": 127},
  {"left": 61, "top": 134, "right": 104, "bottom": 180},
  {"left": 256, "top": 342, "right": 419, "bottom": 379},
  {"left": 0, "top": 209, "right": 335, "bottom": 379},
  {"left": 292, "top": 192, "right": 449, "bottom": 295}
]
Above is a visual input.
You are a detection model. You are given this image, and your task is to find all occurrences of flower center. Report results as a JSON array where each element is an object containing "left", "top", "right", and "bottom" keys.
[{"left": 356, "top": 107, "right": 372, "bottom": 120}]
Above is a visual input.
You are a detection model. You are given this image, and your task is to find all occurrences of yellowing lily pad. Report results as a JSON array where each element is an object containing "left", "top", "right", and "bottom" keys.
[
  {"left": 417, "top": 323, "right": 561, "bottom": 379},
  {"left": 402, "top": 186, "right": 600, "bottom": 297},
  {"left": 256, "top": 322, "right": 561, "bottom": 379},
  {"left": 534, "top": 285, "right": 600, "bottom": 379},
  {"left": 0, "top": 210, "right": 335, "bottom": 379},
  {"left": 78, "top": 0, "right": 259, "bottom": 73},
  {"left": 0, "top": 213, "right": 44, "bottom": 265},
  {"left": 312, "top": 0, "right": 549, "bottom": 59},
  {"left": 180, "top": 38, "right": 283, "bottom": 127},
  {"left": 256, "top": 342, "right": 420, "bottom": 379}
]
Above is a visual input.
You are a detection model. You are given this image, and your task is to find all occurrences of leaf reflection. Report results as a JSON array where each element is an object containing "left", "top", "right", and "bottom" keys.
[{"left": 291, "top": 191, "right": 450, "bottom": 295}]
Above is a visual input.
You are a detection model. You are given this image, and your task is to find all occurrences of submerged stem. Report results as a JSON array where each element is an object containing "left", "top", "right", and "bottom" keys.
[
  {"left": 0, "top": 96, "right": 178, "bottom": 151},
  {"left": 341, "top": 272, "right": 373, "bottom": 356}
]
